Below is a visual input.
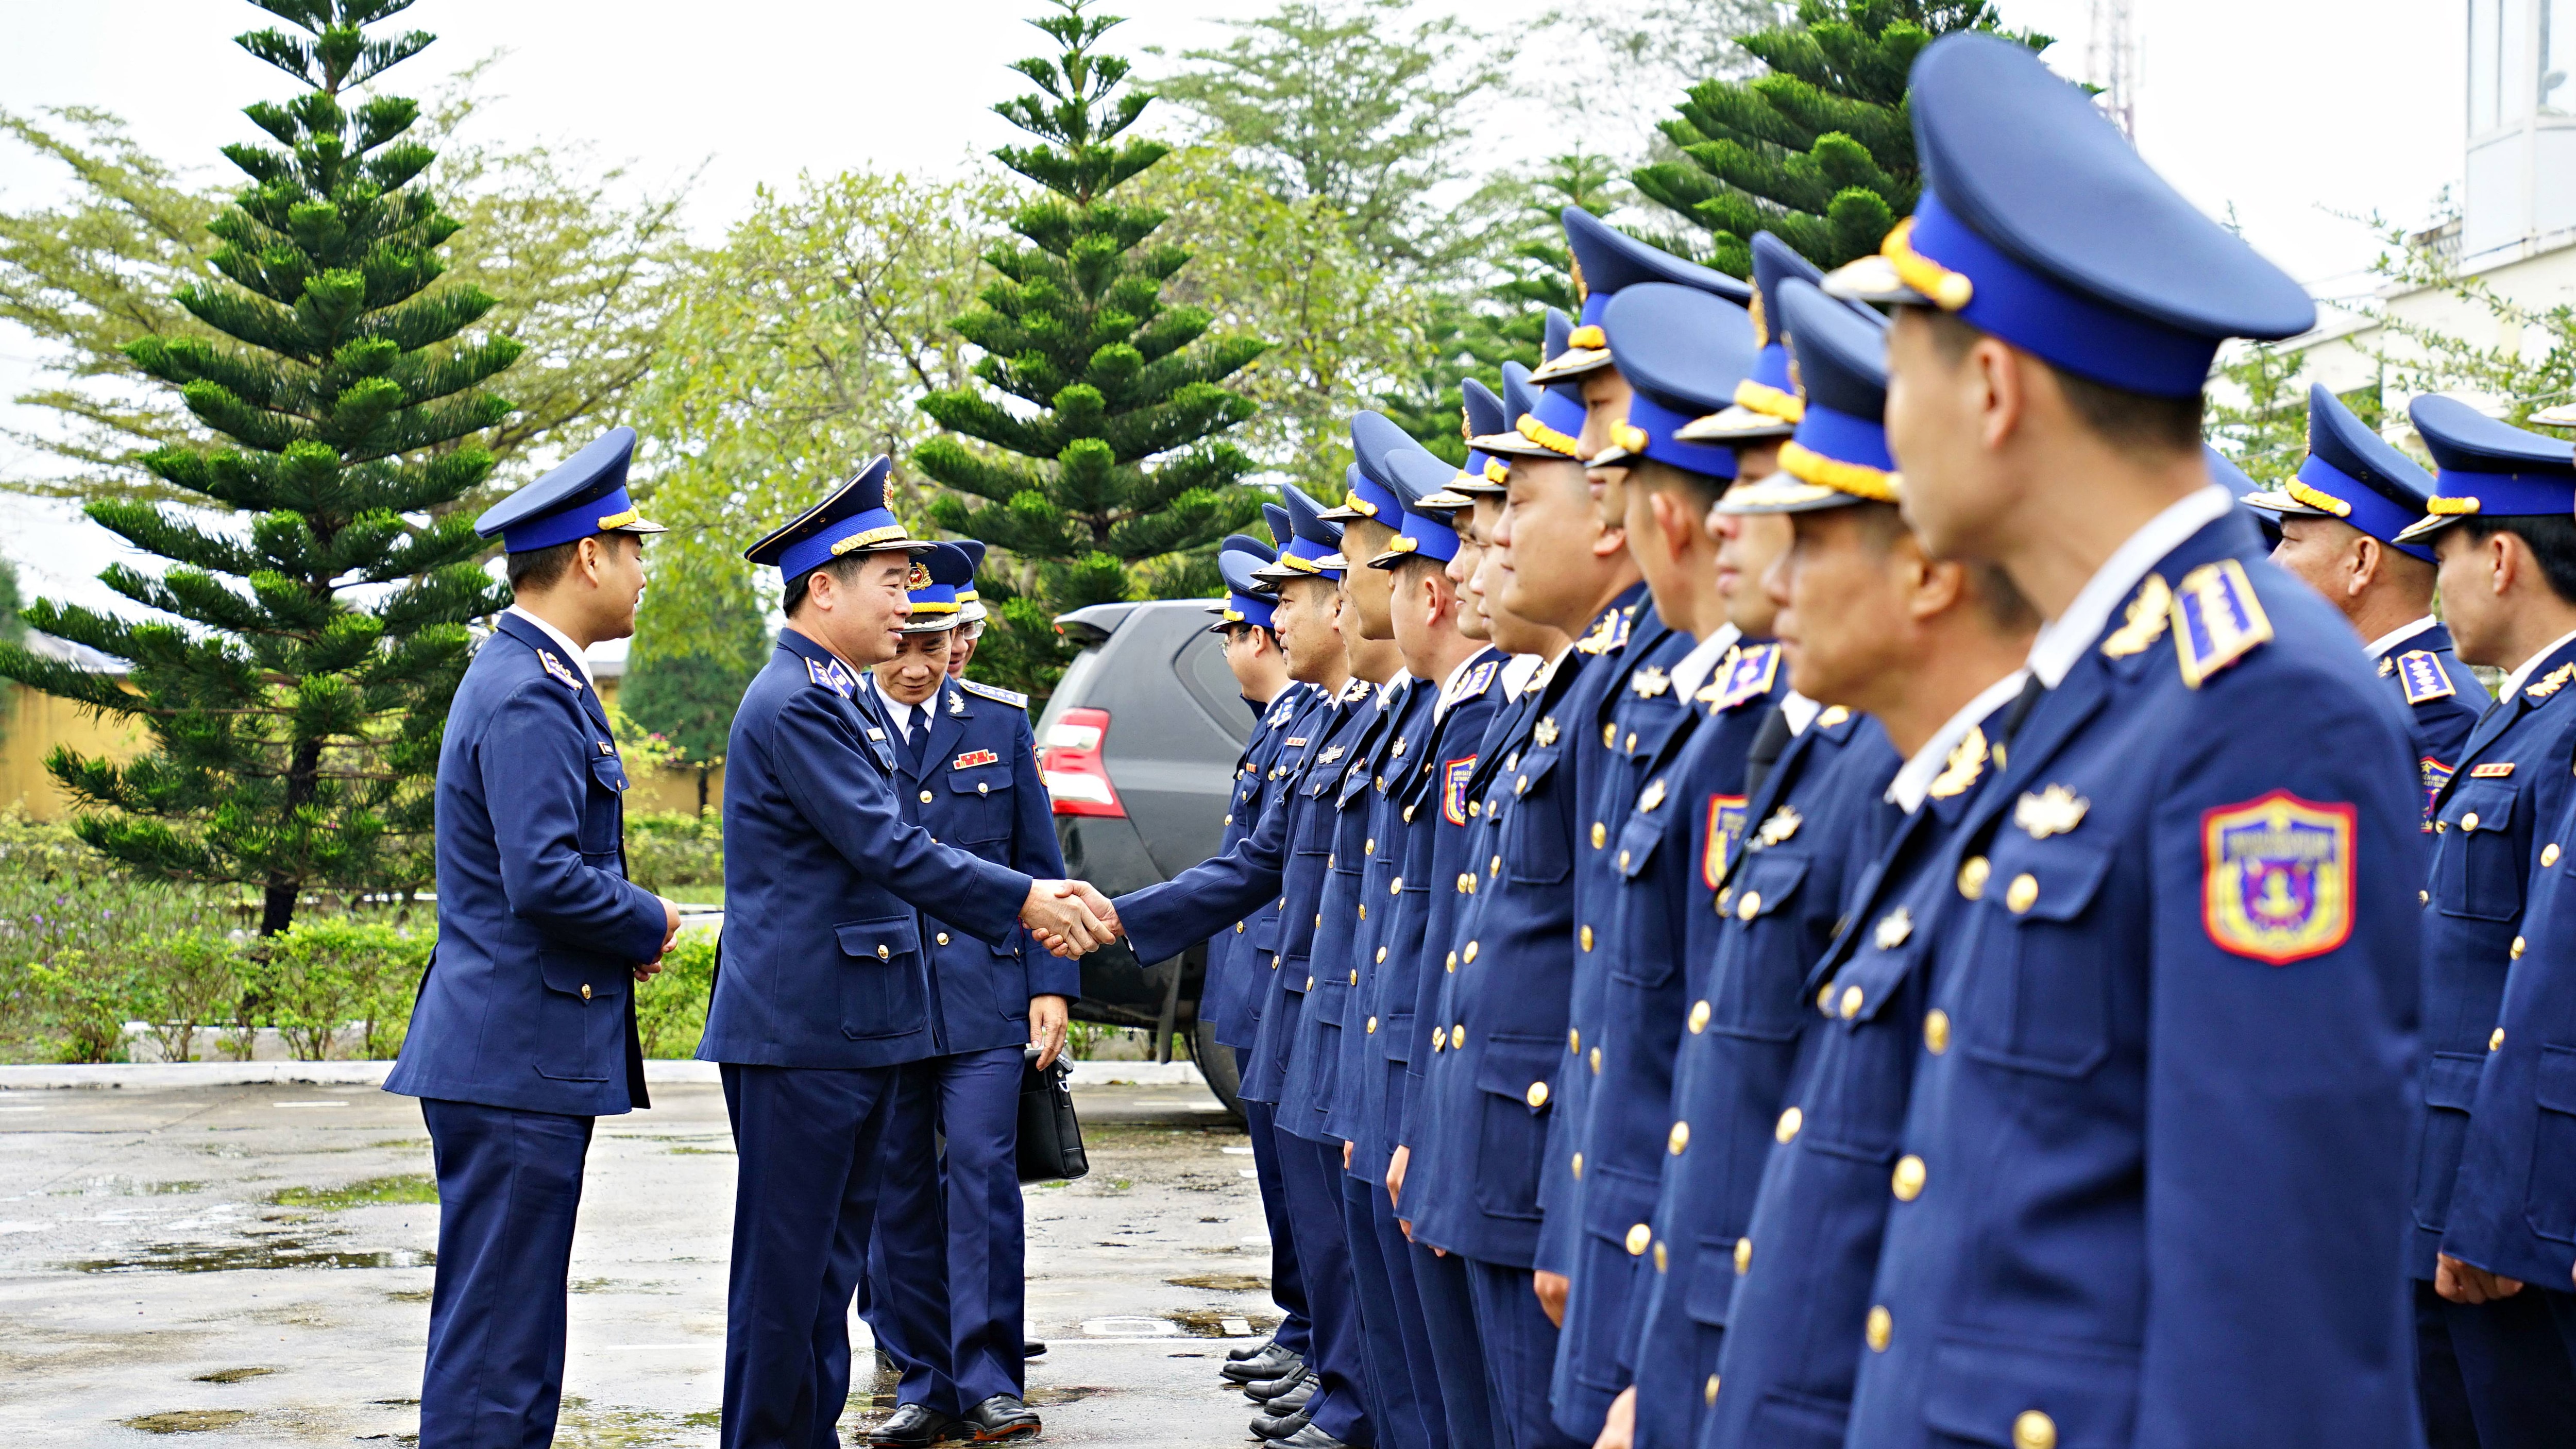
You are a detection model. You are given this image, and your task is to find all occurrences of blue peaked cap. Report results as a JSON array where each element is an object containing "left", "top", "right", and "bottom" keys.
[
  {"left": 1435, "top": 377, "right": 1512, "bottom": 499},
  {"left": 1537, "top": 209, "right": 1753, "bottom": 386},
  {"left": 1335, "top": 412, "right": 1419, "bottom": 523},
  {"left": 1827, "top": 34, "right": 2314, "bottom": 398},
  {"left": 744, "top": 455, "right": 934, "bottom": 580},
  {"left": 476, "top": 427, "right": 667, "bottom": 553},
  {"left": 896, "top": 541, "right": 975, "bottom": 632},
  {"left": 2241, "top": 386, "right": 2437, "bottom": 560},
  {"left": 1253, "top": 482, "right": 1347, "bottom": 583},
  {"left": 1262, "top": 503, "right": 1294, "bottom": 551},
  {"left": 1476, "top": 345, "right": 1585, "bottom": 461},
  {"left": 2394, "top": 396, "right": 2576, "bottom": 543},
  {"left": 1723, "top": 279, "right": 1899, "bottom": 514},
  {"left": 1366, "top": 446, "right": 1466, "bottom": 568},
  {"left": 1588, "top": 283, "right": 1754, "bottom": 479},
  {"left": 1212, "top": 542, "right": 1280, "bottom": 632}
]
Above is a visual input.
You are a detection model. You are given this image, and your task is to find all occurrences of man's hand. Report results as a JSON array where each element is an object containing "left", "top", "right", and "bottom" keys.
[
  {"left": 1022, "top": 880, "right": 1114, "bottom": 956},
  {"left": 637, "top": 895, "right": 683, "bottom": 979},
  {"left": 1028, "top": 994, "right": 1070, "bottom": 1071},
  {"left": 1534, "top": 1269, "right": 1570, "bottom": 1326},
  {"left": 1592, "top": 1387, "right": 1636, "bottom": 1449},
  {"left": 1342, "top": 1139, "right": 1354, "bottom": 1171},
  {"left": 1386, "top": 1144, "right": 1410, "bottom": 1211},
  {"left": 2436, "top": 1252, "right": 2526, "bottom": 1304}
]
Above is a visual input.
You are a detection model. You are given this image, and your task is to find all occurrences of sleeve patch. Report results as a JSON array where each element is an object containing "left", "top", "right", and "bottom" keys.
[
  {"left": 1443, "top": 756, "right": 1478, "bottom": 825},
  {"left": 2168, "top": 559, "right": 2272, "bottom": 688},
  {"left": 2201, "top": 791, "right": 2355, "bottom": 965},
  {"left": 2398, "top": 650, "right": 2456, "bottom": 704},
  {"left": 1703, "top": 794, "right": 1749, "bottom": 889},
  {"left": 958, "top": 678, "right": 1030, "bottom": 708},
  {"left": 2420, "top": 757, "right": 2453, "bottom": 830}
]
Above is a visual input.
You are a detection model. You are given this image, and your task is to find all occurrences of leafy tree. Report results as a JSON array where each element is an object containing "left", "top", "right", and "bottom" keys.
[
  {"left": 1529, "top": 0, "right": 1779, "bottom": 167},
  {"left": 0, "top": 556, "right": 19, "bottom": 745},
  {"left": 913, "top": 0, "right": 1269, "bottom": 695},
  {"left": 622, "top": 592, "right": 764, "bottom": 814},
  {"left": 0, "top": 0, "right": 515, "bottom": 934},
  {"left": 1632, "top": 1, "right": 2048, "bottom": 276},
  {"left": 2363, "top": 219, "right": 2576, "bottom": 428}
]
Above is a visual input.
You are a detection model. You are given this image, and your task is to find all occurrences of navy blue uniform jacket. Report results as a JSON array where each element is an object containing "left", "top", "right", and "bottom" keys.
[
  {"left": 883, "top": 674, "right": 1076, "bottom": 1054},
  {"left": 1204, "top": 686, "right": 1306, "bottom": 1049},
  {"left": 2373, "top": 620, "right": 2487, "bottom": 825},
  {"left": 389, "top": 614, "right": 669, "bottom": 1116},
  {"left": 699, "top": 630, "right": 1033, "bottom": 1069}
]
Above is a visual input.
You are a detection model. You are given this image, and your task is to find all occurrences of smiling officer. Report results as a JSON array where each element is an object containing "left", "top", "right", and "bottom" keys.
[{"left": 386, "top": 427, "right": 680, "bottom": 1449}]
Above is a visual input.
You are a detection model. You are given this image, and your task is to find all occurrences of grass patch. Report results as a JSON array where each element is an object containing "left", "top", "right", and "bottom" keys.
[{"left": 268, "top": 1173, "right": 437, "bottom": 1210}]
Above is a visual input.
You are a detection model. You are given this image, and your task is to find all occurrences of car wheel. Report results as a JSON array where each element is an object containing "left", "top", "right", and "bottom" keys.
[{"left": 1188, "top": 1018, "right": 1244, "bottom": 1120}]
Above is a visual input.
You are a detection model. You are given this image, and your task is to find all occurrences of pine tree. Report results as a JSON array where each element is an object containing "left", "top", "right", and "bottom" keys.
[
  {"left": 1632, "top": 2, "right": 2047, "bottom": 276},
  {"left": 0, "top": 1, "right": 515, "bottom": 934},
  {"left": 915, "top": 0, "right": 1269, "bottom": 696}
]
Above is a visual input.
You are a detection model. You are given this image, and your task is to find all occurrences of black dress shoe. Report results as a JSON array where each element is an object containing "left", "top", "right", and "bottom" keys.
[
  {"left": 958, "top": 1394, "right": 1042, "bottom": 1442},
  {"left": 867, "top": 1403, "right": 961, "bottom": 1448},
  {"left": 1023, "top": 1339, "right": 1046, "bottom": 1358},
  {"left": 1222, "top": 1341, "right": 1300, "bottom": 1383},
  {"left": 1243, "top": 1363, "right": 1310, "bottom": 1402},
  {"left": 1260, "top": 1379, "right": 1313, "bottom": 1417},
  {"left": 1227, "top": 1336, "right": 1276, "bottom": 1362},
  {"left": 1270, "top": 1427, "right": 1349, "bottom": 1449},
  {"left": 1250, "top": 1405, "right": 1312, "bottom": 1441}
]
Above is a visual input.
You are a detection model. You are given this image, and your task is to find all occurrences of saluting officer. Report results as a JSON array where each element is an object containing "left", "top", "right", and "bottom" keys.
[
  {"left": 857, "top": 541, "right": 1071, "bottom": 1445},
  {"left": 700, "top": 460, "right": 1113, "bottom": 1449},
  {"left": 2246, "top": 384, "right": 2486, "bottom": 821},
  {"left": 1825, "top": 35, "right": 2421, "bottom": 1447},
  {"left": 2381, "top": 398, "right": 2576, "bottom": 1446},
  {"left": 387, "top": 428, "right": 679, "bottom": 1449}
]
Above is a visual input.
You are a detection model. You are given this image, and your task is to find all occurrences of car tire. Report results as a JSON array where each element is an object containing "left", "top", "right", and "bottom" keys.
[{"left": 1189, "top": 1018, "right": 1245, "bottom": 1120}]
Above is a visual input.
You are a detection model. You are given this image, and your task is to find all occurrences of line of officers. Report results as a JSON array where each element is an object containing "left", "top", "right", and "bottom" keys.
[{"left": 1094, "top": 35, "right": 2576, "bottom": 1449}]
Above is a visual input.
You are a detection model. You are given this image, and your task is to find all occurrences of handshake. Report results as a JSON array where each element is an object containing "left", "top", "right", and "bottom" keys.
[{"left": 1020, "top": 879, "right": 1125, "bottom": 958}]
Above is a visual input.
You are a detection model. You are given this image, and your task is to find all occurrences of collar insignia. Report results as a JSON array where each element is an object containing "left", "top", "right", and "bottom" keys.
[
  {"left": 1631, "top": 666, "right": 1671, "bottom": 698},
  {"left": 2527, "top": 662, "right": 2575, "bottom": 701},
  {"left": 2377, "top": 656, "right": 2397, "bottom": 678},
  {"left": 2014, "top": 783, "right": 2091, "bottom": 839},
  {"left": 1874, "top": 907, "right": 1914, "bottom": 950},
  {"left": 1319, "top": 745, "right": 1346, "bottom": 764},
  {"left": 1926, "top": 725, "right": 1988, "bottom": 800},
  {"left": 803, "top": 654, "right": 855, "bottom": 699},
  {"left": 2100, "top": 573, "right": 2173, "bottom": 659},
  {"left": 1817, "top": 705, "right": 1851, "bottom": 728},
  {"left": 1462, "top": 660, "right": 1500, "bottom": 698},
  {"left": 947, "top": 686, "right": 968, "bottom": 715},
  {"left": 2170, "top": 560, "right": 2273, "bottom": 688},
  {"left": 537, "top": 649, "right": 585, "bottom": 692},
  {"left": 1753, "top": 805, "right": 1802, "bottom": 848},
  {"left": 1533, "top": 717, "right": 1561, "bottom": 747}
]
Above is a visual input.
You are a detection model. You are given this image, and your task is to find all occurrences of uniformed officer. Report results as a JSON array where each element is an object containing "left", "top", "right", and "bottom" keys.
[
  {"left": 945, "top": 538, "right": 989, "bottom": 679},
  {"left": 859, "top": 541, "right": 1072, "bottom": 1444},
  {"left": 1111, "top": 484, "right": 1378, "bottom": 1449},
  {"left": 1825, "top": 34, "right": 2421, "bottom": 1447},
  {"left": 1674, "top": 279, "right": 2030, "bottom": 1449},
  {"left": 387, "top": 428, "right": 679, "bottom": 1449},
  {"left": 1540, "top": 279, "right": 1766, "bottom": 1446},
  {"left": 2246, "top": 383, "right": 2485, "bottom": 822},
  {"left": 2439, "top": 419, "right": 2576, "bottom": 1425},
  {"left": 700, "top": 459, "right": 1114, "bottom": 1449},
  {"left": 2380, "top": 398, "right": 2576, "bottom": 1446}
]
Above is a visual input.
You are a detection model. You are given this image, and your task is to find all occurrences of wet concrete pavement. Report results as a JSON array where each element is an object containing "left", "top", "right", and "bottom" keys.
[{"left": 0, "top": 1079, "right": 1279, "bottom": 1446}]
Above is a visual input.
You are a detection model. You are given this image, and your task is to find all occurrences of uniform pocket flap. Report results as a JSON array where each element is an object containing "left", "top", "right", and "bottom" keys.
[
  {"left": 1580, "top": 1162, "right": 1663, "bottom": 1242},
  {"left": 2425, "top": 1050, "right": 2489, "bottom": 1111},
  {"left": 588, "top": 754, "right": 629, "bottom": 792},
  {"left": 943, "top": 768, "right": 1011, "bottom": 796},
  {"left": 1475, "top": 1031, "right": 1563, "bottom": 1112},
  {"left": 1731, "top": 849, "right": 1812, "bottom": 917},
  {"left": 2535, "top": 1044, "right": 2576, "bottom": 1113},
  {"left": 1984, "top": 838, "right": 2114, "bottom": 924},
  {"left": 1621, "top": 709, "right": 1689, "bottom": 759},
  {"left": 834, "top": 916, "right": 921, "bottom": 962},
  {"left": 1509, "top": 745, "right": 1567, "bottom": 798},
  {"left": 1613, "top": 812, "right": 1668, "bottom": 879},
  {"left": 1922, "top": 1335, "right": 2140, "bottom": 1448},
  {"left": 2439, "top": 782, "right": 2515, "bottom": 833},
  {"left": 1830, "top": 940, "right": 1926, "bottom": 1027},
  {"left": 538, "top": 949, "right": 628, "bottom": 1000}
]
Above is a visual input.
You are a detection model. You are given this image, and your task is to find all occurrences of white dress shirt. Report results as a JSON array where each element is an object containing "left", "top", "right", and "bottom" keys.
[{"left": 503, "top": 606, "right": 595, "bottom": 687}]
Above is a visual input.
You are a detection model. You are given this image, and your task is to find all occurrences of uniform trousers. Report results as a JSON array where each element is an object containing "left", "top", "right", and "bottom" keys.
[
  {"left": 718, "top": 1063, "right": 945, "bottom": 1449},
  {"left": 1461, "top": 1256, "right": 1586, "bottom": 1449},
  {"left": 1239, "top": 1048, "right": 1316, "bottom": 1358},
  {"left": 1343, "top": 1168, "right": 1438, "bottom": 1449},
  {"left": 417, "top": 1099, "right": 595, "bottom": 1449},
  {"left": 1632, "top": 1319, "right": 1720, "bottom": 1449},
  {"left": 1279, "top": 1129, "right": 1377, "bottom": 1445},
  {"left": 868, "top": 1046, "right": 1029, "bottom": 1412},
  {"left": 1408, "top": 1241, "right": 1497, "bottom": 1449},
  {"left": 2415, "top": 1278, "right": 2576, "bottom": 1449}
]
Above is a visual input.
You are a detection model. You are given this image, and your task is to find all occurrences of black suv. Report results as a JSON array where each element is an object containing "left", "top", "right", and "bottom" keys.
[{"left": 1036, "top": 599, "right": 1258, "bottom": 1113}]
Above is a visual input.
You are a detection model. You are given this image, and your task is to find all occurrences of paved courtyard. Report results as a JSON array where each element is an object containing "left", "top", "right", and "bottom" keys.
[{"left": 0, "top": 1073, "right": 1279, "bottom": 1447}]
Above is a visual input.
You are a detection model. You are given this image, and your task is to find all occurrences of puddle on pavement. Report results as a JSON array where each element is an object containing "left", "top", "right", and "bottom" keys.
[
  {"left": 124, "top": 1409, "right": 250, "bottom": 1434},
  {"left": 1165, "top": 1273, "right": 1268, "bottom": 1292},
  {"left": 52, "top": 1176, "right": 206, "bottom": 1197},
  {"left": 70, "top": 1237, "right": 434, "bottom": 1273},
  {"left": 569, "top": 1277, "right": 677, "bottom": 1295},
  {"left": 1164, "top": 1307, "right": 1280, "bottom": 1338},
  {"left": 193, "top": 1366, "right": 280, "bottom": 1383},
  {"left": 269, "top": 1173, "right": 437, "bottom": 1210},
  {"left": 1026, "top": 1385, "right": 1107, "bottom": 1406},
  {"left": 553, "top": 1395, "right": 721, "bottom": 1444}
]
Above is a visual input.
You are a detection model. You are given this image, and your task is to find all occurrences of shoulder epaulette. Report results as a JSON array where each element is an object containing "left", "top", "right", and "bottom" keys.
[
  {"left": 1705, "top": 642, "right": 1782, "bottom": 711},
  {"left": 2168, "top": 560, "right": 2270, "bottom": 688},
  {"left": 536, "top": 648, "right": 586, "bottom": 693},
  {"left": 1458, "top": 659, "right": 1501, "bottom": 702},
  {"left": 958, "top": 678, "right": 1029, "bottom": 709},
  {"left": 803, "top": 654, "right": 856, "bottom": 700},
  {"left": 2396, "top": 650, "right": 2455, "bottom": 705}
]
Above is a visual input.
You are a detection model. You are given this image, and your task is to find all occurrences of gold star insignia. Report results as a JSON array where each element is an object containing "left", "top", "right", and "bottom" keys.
[{"left": 2013, "top": 783, "right": 2090, "bottom": 839}]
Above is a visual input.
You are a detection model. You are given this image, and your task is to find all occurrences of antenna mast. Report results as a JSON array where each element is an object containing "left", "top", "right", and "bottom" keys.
[{"left": 2087, "top": 0, "right": 2139, "bottom": 139}]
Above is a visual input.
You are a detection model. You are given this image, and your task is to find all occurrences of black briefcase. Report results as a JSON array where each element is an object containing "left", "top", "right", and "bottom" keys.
[{"left": 1015, "top": 1049, "right": 1089, "bottom": 1183}]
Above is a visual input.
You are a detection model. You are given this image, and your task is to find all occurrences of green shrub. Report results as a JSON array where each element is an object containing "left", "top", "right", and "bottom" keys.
[
  {"left": 252, "top": 919, "right": 434, "bottom": 1061},
  {"left": 636, "top": 929, "right": 718, "bottom": 1060},
  {"left": 0, "top": 809, "right": 239, "bottom": 1059},
  {"left": 126, "top": 933, "right": 247, "bottom": 1063},
  {"left": 29, "top": 949, "right": 128, "bottom": 1063},
  {"left": 623, "top": 811, "right": 724, "bottom": 893}
]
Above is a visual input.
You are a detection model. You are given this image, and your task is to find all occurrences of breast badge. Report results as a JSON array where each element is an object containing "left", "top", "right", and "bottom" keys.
[{"left": 2201, "top": 791, "right": 2355, "bottom": 964}]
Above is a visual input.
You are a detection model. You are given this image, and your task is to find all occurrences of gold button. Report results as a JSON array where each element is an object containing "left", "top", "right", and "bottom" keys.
[
  {"left": 1668, "top": 1120, "right": 1690, "bottom": 1154},
  {"left": 1224, "top": 814, "right": 1233, "bottom": 826},
  {"left": 876, "top": 944, "right": 890, "bottom": 960},
  {"left": 1733, "top": 1236, "right": 1752, "bottom": 1274},
  {"left": 1515, "top": 774, "right": 1528, "bottom": 794},
  {"left": 1527, "top": 1081, "right": 1550, "bottom": 1109},
  {"left": 1315, "top": 913, "right": 1323, "bottom": 929},
  {"left": 1235, "top": 923, "right": 1245, "bottom": 934},
  {"left": 1619, "top": 849, "right": 1632, "bottom": 870},
  {"left": 1349, "top": 969, "right": 1360, "bottom": 985},
  {"left": 1357, "top": 904, "right": 1366, "bottom": 920},
  {"left": 1624, "top": 1223, "right": 1651, "bottom": 1255},
  {"left": 1958, "top": 855, "right": 1990, "bottom": 900},
  {"left": 1925, "top": 1009, "right": 1951, "bottom": 1055},
  {"left": 2549, "top": 844, "right": 2565, "bottom": 867},
  {"left": 1451, "top": 1024, "right": 1466, "bottom": 1049},
  {"left": 1625, "top": 731, "right": 1637, "bottom": 752},
  {"left": 2514, "top": 936, "right": 2528, "bottom": 960},
  {"left": 1775, "top": 1105, "right": 1803, "bottom": 1143},
  {"left": 1328, "top": 854, "right": 1336, "bottom": 868},
  {"left": 1705, "top": 1374, "right": 1720, "bottom": 1407},
  {"left": 1689, "top": 1000, "right": 1711, "bottom": 1034},
  {"left": 1446, "top": 950, "right": 1458, "bottom": 973},
  {"left": 1469, "top": 800, "right": 1480, "bottom": 816},
  {"left": 1817, "top": 983, "right": 1835, "bottom": 1013},
  {"left": 580, "top": 982, "right": 591, "bottom": 1000},
  {"left": 1367, "top": 1017, "right": 1378, "bottom": 1034},
  {"left": 977, "top": 782, "right": 989, "bottom": 795},
  {"left": 2464, "top": 811, "right": 2481, "bottom": 831},
  {"left": 2013, "top": 1410, "right": 2057, "bottom": 1449},
  {"left": 1840, "top": 984, "right": 1864, "bottom": 1019},
  {"left": 1491, "top": 855, "right": 1502, "bottom": 876},
  {"left": 937, "top": 932, "right": 951, "bottom": 945},
  {"left": 918, "top": 789, "right": 933, "bottom": 803},
  {"left": 1604, "top": 722, "right": 1617, "bottom": 746},
  {"left": 2006, "top": 872, "right": 2039, "bottom": 914},
  {"left": 1654, "top": 1240, "right": 1668, "bottom": 1272},
  {"left": 1571, "top": 1152, "right": 1584, "bottom": 1179},
  {"left": 1892, "top": 1154, "right": 1926, "bottom": 1201},
  {"left": 1306, "top": 975, "right": 1316, "bottom": 990},
  {"left": 1391, "top": 877, "right": 1402, "bottom": 895},
  {"left": 1866, "top": 1305, "right": 1891, "bottom": 1352},
  {"left": 1458, "top": 873, "right": 1474, "bottom": 894},
  {"left": 1569, "top": 1028, "right": 1581, "bottom": 1053},
  {"left": 1592, "top": 822, "right": 1607, "bottom": 848},
  {"left": 2419, "top": 890, "right": 2430, "bottom": 905},
  {"left": 1431, "top": 1029, "right": 1445, "bottom": 1053},
  {"left": 1738, "top": 891, "right": 1761, "bottom": 920},
  {"left": 2492, "top": 1027, "right": 2506, "bottom": 1051},
  {"left": 1717, "top": 889, "right": 1733, "bottom": 915},
  {"left": 1464, "top": 941, "right": 1479, "bottom": 963},
  {"left": 1377, "top": 946, "right": 1387, "bottom": 963},
  {"left": 1581, "top": 925, "right": 1595, "bottom": 951},
  {"left": 1590, "top": 1046, "right": 1602, "bottom": 1075},
  {"left": 1366, "top": 838, "right": 1376, "bottom": 855}
]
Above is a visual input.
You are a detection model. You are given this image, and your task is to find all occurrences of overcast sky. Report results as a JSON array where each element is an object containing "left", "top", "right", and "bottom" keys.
[{"left": 0, "top": 0, "right": 2468, "bottom": 618}]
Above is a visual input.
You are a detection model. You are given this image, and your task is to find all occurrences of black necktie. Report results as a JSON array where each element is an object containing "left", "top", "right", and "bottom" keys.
[
  {"left": 1742, "top": 703, "right": 1794, "bottom": 803},
  {"left": 1999, "top": 672, "right": 2050, "bottom": 746}
]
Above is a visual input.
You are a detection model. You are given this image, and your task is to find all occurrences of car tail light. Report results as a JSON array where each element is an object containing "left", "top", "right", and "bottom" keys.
[{"left": 1040, "top": 707, "right": 1125, "bottom": 817}]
